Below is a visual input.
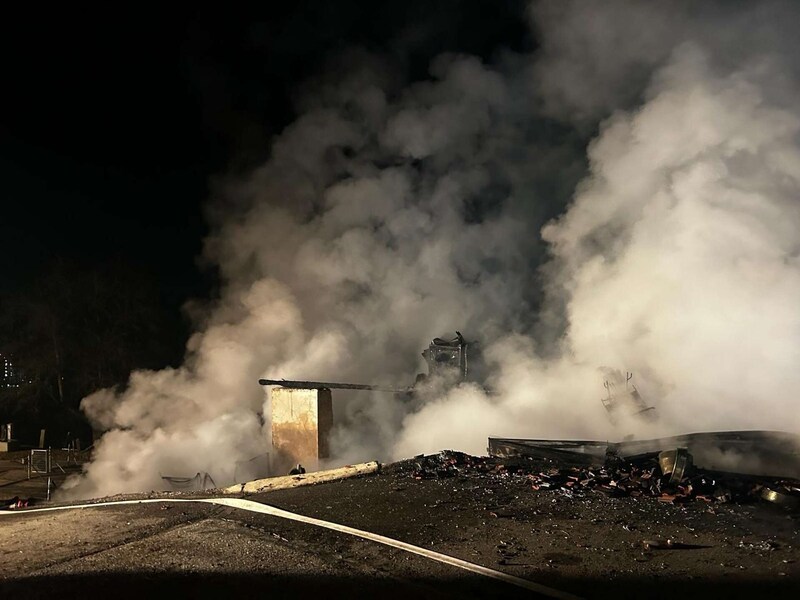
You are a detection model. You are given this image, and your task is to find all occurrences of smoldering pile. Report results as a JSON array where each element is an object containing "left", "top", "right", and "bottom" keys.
[
  {"left": 63, "top": 1, "right": 800, "bottom": 501},
  {"left": 399, "top": 449, "right": 800, "bottom": 510}
]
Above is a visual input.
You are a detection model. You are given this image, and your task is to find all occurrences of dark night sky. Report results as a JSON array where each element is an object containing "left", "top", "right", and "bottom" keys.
[{"left": 1, "top": 2, "right": 530, "bottom": 358}]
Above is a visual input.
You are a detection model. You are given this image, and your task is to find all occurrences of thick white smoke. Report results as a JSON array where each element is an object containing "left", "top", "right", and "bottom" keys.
[
  {"left": 62, "top": 1, "right": 800, "bottom": 499},
  {"left": 396, "top": 40, "right": 800, "bottom": 455}
]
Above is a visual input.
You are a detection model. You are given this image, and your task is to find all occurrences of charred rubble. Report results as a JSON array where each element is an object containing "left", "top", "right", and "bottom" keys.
[{"left": 398, "top": 440, "right": 800, "bottom": 511}]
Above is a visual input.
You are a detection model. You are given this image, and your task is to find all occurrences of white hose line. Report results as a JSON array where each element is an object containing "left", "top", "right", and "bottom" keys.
[{"left": 1, "top": 497, "right": 582, "bottom": 599}]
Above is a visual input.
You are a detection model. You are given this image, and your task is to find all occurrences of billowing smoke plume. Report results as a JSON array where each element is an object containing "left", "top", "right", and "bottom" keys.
[{"left": 62, "top": 1, "right": 800, "bottom": 499}]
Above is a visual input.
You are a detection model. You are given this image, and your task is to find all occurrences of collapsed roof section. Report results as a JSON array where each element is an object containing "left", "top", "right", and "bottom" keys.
[{"left": 488, "top": 430, "right": 800, "bottom": 480}]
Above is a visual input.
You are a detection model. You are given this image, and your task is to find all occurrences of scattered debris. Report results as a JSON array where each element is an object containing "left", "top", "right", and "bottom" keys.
[
  {"left": 642, "top": 539, "right": 710, "bottom": 550},
  {"left": 408, "top": 452, "right": 509, "bottom": 480},
  {"left": 490, "top": 430, "right": 800, "bottom": 478},
  {"left": 1, "top": 496, "right": 32, "bottom": 510},
  {"left": 658, "top": 448, "right": 692, "bottom": 485},
  {"left": 404, "top": 447, "right": 800, "bottom": 510},
  {"left": 421, "top": 332, "right": 476, "bottom": 383},
  {"left": 760, "top": 485, "right": 800, "bottom": 509},
  {"left": 161, "top": 472, "right": 216, "bottom": 491},
  {"left": 738, "top": 539, "right": 779, "bottom": 553}
]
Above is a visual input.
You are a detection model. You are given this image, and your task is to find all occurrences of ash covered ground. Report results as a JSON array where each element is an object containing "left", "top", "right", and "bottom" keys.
[
  {"left": 259, "top": 451, "right": 800, "bottom": 597},
  {"left": 3, "top": 449, "right": 798, "bottom": 599}
]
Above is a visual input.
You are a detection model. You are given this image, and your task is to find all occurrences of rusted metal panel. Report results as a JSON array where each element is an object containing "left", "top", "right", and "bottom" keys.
[{"left": 270, "top": 387, "right": 332, "bottom": 473}]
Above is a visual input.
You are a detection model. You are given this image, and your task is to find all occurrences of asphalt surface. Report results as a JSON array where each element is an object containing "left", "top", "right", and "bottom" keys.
[{"left": 0, "top": 499, "right": 541, "bottom": 599}]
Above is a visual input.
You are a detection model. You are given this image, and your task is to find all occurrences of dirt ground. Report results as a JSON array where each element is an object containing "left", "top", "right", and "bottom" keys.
[{"left": 1, "top": 451, "right": 799, "bottom": 598}]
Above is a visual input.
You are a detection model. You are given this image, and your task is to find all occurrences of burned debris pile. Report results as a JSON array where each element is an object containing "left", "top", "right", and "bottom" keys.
[
  {"left": 399, "top": 450, "right": 508, "bottom": 480},
  {"left": 1, "top": 496, "right": 32, "bottom": 510},
  {"left": 398, "top": 441, "right": 800, "bottom": 510}
]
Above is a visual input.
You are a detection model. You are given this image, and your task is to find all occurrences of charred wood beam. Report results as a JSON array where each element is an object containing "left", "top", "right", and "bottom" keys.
[{"left": 259, "top": 378, "right": 411, "bottom": 394}]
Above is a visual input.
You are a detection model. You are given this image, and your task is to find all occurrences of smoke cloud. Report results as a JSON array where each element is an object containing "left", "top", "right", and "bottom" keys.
[{"left": 62, "top": 1, "right": 800, "bottom": 499}]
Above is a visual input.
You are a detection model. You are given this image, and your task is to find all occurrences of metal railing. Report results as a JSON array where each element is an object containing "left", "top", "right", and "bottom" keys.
[{"left": 28, "top": 449, "right": 51, "bottom": 478}]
